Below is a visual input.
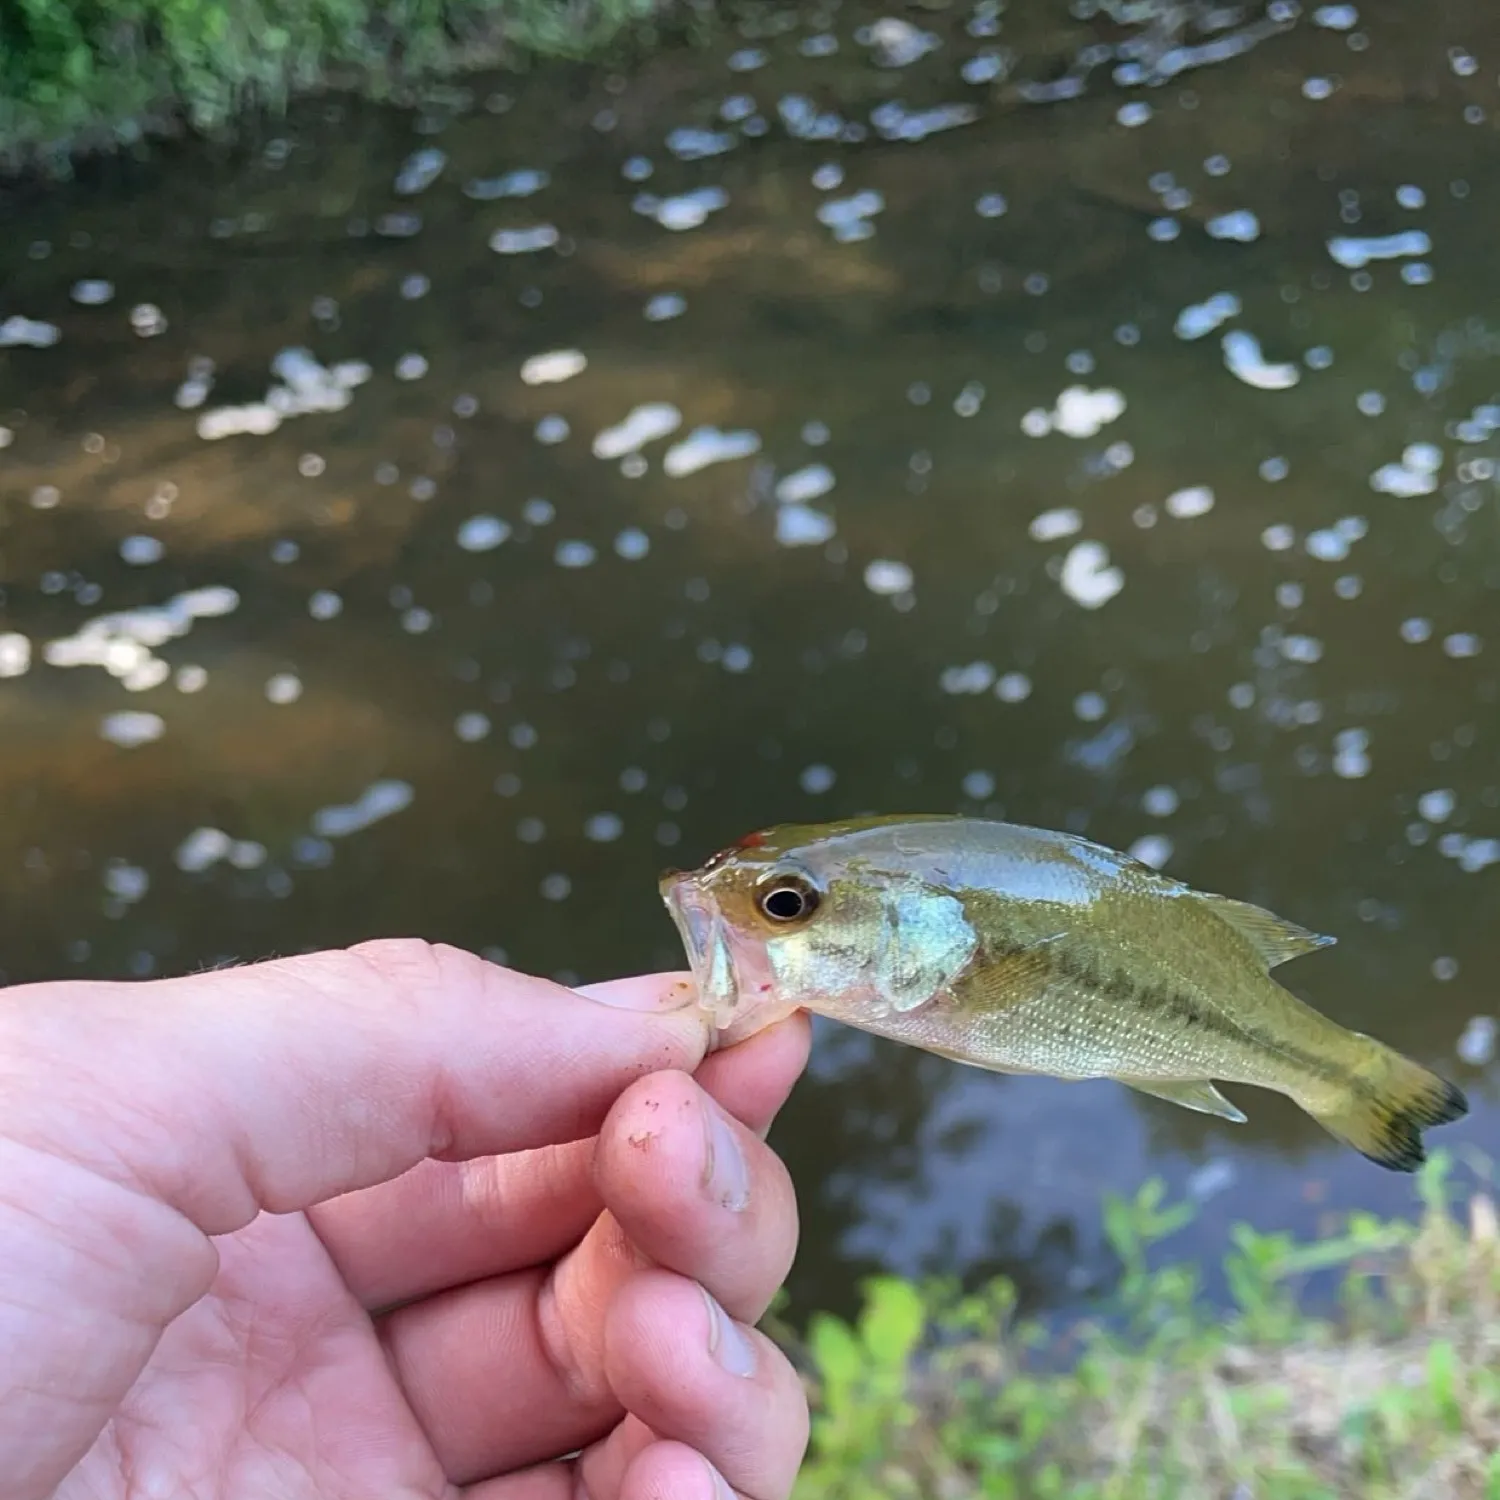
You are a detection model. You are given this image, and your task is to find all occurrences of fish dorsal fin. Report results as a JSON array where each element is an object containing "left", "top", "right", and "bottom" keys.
[{"left": 1200, "top": 893, "right": 1336, "bottom": 969}]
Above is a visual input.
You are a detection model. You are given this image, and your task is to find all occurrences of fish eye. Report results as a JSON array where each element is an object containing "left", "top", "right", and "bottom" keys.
[{"left": 756, "top": 873, "right": 820, "bottom": 924}]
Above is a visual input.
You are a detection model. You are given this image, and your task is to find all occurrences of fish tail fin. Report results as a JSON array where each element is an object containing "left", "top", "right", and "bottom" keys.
[{"left": 1305, "top": 1037, "right": 1468, "bottom": 1172}]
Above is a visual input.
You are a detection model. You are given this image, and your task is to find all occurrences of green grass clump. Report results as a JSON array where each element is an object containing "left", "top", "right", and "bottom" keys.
[
  {"left": 784, "top": 1151, "right": 1500, "bottom": 1499},
  {"left": 0, "top": 0, "right": 675, "bottom": 166}
]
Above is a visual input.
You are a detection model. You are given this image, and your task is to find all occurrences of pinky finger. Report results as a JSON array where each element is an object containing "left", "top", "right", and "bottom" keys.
[
  {"left": 620, "top": 1440, "right": 735, "bottom": 1500},
  {"left": 458, "top": 1440, "right": 733, "bottom": 1500}
]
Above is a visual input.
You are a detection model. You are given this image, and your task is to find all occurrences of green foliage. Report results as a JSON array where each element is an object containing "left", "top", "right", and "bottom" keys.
[
  {"left": 1102, "top": 1176, "right": 1198, "bottom": 1337},
  {"left": 0, "top": 0, "right": 685, "bottom": 164},
  {"left": 799, "top": 1277, "right": 929, "bottom": 1500},
  {"left": 792, "top": 1152, "right": 1500, "bottom": 1500}
]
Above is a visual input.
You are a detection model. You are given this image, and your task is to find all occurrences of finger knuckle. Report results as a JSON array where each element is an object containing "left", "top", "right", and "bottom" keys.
[{"left": 340, "top": 937, "right": 480, "bottom": 1002}]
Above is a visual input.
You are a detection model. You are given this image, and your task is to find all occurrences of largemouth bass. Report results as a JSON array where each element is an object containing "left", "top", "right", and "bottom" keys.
[{"left": 659, "top": 815, "right": 1467, "bottom": 1172}]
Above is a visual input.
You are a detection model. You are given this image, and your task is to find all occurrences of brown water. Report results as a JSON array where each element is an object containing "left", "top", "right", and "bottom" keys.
[{"left": 2, "top": 0, "right": 1497, "bottom": 1323}]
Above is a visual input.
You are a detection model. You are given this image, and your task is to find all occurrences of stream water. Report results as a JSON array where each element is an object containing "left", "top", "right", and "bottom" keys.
[{"left": 1, "top": 0, "right": 1497, "bottom": 1323}]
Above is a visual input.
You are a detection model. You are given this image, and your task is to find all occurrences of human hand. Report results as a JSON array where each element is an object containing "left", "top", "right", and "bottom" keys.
[{"left": 0, "top": 939, "right": 812, "bottom": 1500}]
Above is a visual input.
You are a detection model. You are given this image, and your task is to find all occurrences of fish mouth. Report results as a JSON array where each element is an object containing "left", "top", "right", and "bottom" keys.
[
  {"left": 661, "top": 872, "right": 802, "bottom": 1048},
  {"left": 659, "top": 873, "right": 740, "bottom": 1028}
]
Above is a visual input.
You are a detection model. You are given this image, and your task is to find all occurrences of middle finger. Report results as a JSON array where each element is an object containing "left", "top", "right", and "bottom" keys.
[{"left": 377, "top": 1066, "right": 800, "bottom": 1484}]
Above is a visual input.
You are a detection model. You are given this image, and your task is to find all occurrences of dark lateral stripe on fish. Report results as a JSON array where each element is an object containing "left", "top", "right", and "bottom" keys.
[{"left": 1003, "top": 944, "right": 1360, "bottom": 1094}]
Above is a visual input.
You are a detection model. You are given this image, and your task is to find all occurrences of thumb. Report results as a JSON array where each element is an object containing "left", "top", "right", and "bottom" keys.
[{"left": 0, "top": 939, "right": 710, "bottom": 1233}]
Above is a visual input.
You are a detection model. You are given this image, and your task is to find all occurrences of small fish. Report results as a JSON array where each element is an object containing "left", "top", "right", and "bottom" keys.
[{"left": 660, "top": 814, "right": 1468, "bottom": 1172}]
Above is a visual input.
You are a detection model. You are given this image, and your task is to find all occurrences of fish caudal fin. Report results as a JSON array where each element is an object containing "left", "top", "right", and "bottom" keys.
[{"left": 1307, "top": 1039, "right": 1468, "bottom": 1172}]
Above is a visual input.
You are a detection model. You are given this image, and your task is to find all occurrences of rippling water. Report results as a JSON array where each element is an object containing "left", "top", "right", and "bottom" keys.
[{"left": 2, "top": 0, "right": 1497, "bottom": 1322}]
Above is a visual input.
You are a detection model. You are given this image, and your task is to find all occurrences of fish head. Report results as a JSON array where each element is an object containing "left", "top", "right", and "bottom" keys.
[{"left": 659, "top": 820, "right": 980, "bottom": 1043}]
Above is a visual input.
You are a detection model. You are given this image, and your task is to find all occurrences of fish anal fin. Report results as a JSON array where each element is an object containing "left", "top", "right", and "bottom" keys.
[
  {"left": 1200, "top": 894, "right": 1336, "bottom": 969},
  {"left": 1122, "top": 1077, "right": 1249, "bottom": 1124}
]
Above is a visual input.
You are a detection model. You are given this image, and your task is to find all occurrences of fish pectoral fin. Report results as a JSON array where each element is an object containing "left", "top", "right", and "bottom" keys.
[
  {"left": 948, "top": 939, "right": 1061, "bottom": 1012},
  {"left": 1121, "top": 1077, "right": 1249, "bottom": 1123},
  {"left": 1198, "top": 893, "right": 1336, "bottom": 969}
]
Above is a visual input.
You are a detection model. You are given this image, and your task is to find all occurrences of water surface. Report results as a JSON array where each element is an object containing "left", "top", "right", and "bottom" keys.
[{"left": 2, "top": 0, "right": 1498, "bottom": 1322}]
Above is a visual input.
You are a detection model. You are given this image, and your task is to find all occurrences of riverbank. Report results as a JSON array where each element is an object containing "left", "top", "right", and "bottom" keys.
[
  {"left": 0, "top": 0, "right": 696, "bottom": 172},
  {"left": 784, "top": 1152, "right": 1500, "bottom": 1499}
]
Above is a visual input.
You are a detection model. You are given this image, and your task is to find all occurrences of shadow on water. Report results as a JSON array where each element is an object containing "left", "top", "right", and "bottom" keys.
[{"left": 3, "top": 0, "right": 1499, "bottom": 1323}]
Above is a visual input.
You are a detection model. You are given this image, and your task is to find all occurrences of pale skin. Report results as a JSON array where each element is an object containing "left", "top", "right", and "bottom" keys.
[{"left": 0, "top": 938, "right": 813, "bottom": 1500}]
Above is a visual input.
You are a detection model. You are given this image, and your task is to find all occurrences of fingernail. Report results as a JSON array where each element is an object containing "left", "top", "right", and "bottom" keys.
[
  {"left": 701, "top": 1286, "right": 757, "bottom": 1378},
  {"left": 576, "top": 975, "right": 700, "bottom": 1012},
  {"left": 702, "top": 1098, "right": 750, "bottom": 1212},
  {"left": 703, "top": 1457, "right": 738, "bottom": 1500}
]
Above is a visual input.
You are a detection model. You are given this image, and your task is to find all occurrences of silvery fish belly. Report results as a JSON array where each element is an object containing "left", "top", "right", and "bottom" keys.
[{"left": 658, "top": 815, "right": 1467, "bottom": 1173}]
